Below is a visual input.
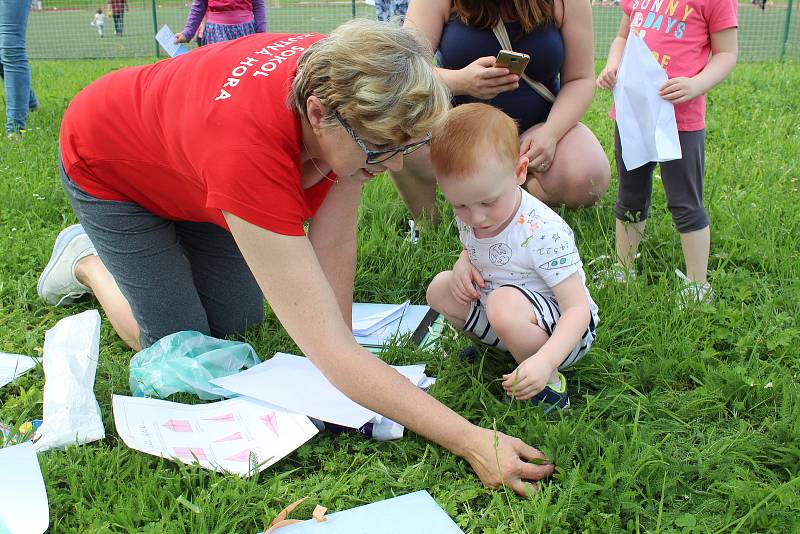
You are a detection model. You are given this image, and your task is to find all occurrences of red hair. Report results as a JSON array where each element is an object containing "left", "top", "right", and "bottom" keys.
[{"left": 430, "top": 103, "right": 519, "bottom": 178}]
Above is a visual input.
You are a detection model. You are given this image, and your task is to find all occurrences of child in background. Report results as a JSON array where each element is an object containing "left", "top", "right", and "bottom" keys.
[
  {"left": 596, "top": 1, "right": 738, "bottom": 306},
  {"left": 426, "top": 103, "right": 599, "bottom": 411},
  {"left": 175, "top": 0, "right": 266, "bottom": 46},
  {"left": 91, "top": 9, "right": 105, "bottom": 38}
]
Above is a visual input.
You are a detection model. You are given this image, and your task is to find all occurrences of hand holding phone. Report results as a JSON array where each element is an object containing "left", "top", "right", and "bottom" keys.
[{"left": 495, "top": 50, "right": 530, "bottom": 76}]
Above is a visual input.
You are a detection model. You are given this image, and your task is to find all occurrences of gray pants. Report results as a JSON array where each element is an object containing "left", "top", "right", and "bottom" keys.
[
  {"left": 60, "top": 158, "right": 264, "bottom": 348},
  {"left": 614, "top": 126, "right": 709, "bottom": 233}
]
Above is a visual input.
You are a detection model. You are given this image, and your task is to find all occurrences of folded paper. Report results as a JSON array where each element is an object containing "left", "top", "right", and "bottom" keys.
[{"left": 613, "top": 31, "right": 682, "bottom": 170}]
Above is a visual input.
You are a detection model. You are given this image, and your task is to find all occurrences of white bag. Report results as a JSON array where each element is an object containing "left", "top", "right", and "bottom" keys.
[
  {"left": 613, "top": 31, "right": 682, "bottom": 170},
  {"left": 34, "top": 310, "right": 106, "bottom": 451}
]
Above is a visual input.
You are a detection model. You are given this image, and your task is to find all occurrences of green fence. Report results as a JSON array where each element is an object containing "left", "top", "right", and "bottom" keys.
[{"left": 27, "top": 0, "right": 799, "bottom": 61}]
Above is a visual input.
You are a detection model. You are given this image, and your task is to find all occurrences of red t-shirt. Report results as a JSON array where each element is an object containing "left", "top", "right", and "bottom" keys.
[
  {"left": 612, "top": 0, "right": 738, "bottom": 131},
  {"left": 60, "top": 32, "right": 333, "bottom": 236}
]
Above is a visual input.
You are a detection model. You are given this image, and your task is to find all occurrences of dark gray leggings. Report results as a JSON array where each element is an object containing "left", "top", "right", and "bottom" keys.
[
  {"left": 614, "top": 126, "right": 709, "bottom": 233},
  {"left": 60, "top": 159, "right": 264, "bottom": 348}
]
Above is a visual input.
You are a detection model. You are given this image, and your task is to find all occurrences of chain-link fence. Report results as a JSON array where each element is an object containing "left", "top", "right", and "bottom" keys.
[{"left": 27, "top": 0, "right": 799, "bottom": 61}]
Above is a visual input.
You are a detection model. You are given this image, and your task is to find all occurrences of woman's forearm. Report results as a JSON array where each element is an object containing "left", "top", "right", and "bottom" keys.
[
  {"left": 541, "top": 77, "right": 595, "bottom": 141},
  {"left": 317, "top": 340, "right": 479, "bottom": 457},
  {"left": 434, "top": 66, "right": 467, "bottom": 96}
]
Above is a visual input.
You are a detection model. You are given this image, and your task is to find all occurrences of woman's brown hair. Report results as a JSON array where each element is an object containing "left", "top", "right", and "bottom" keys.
[{"left": 453, "top": 0, "right": 555, "bottom": 34}]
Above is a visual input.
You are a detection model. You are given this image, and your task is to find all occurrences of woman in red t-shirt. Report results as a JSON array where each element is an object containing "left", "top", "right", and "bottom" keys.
[{"left": 38, "top": 19, "right": 554, "bottom": 496}]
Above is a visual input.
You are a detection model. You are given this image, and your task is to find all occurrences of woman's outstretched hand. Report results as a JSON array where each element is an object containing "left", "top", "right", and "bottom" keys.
[{"left": 462, "top": 426, "right": 555, "bottom": 497}]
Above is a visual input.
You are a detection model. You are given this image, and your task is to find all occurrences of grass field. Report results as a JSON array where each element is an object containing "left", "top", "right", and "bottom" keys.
[
  {"left": 1, "top": 57, "right": 799, "bottom": 532},
  {"left": 25, "top": 2, "right": 800, "bottom": 61}
]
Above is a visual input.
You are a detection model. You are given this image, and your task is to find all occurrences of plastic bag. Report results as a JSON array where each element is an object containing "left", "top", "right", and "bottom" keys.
[
  {"left": 34, "top": 309, "right": 105, "bottom": 452},
  {"left": 129, "top": 331, "right": 261, "bottom": 400}
]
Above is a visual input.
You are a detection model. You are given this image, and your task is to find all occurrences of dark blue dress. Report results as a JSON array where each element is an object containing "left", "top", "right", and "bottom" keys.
[{"left": 438, "top": 15, "right": 564, "bottom": 131}]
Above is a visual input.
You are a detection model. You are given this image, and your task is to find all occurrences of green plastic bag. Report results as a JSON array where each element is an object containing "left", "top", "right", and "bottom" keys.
[{"left": 129, "top": 331, "right": 261, "bottom": 400}]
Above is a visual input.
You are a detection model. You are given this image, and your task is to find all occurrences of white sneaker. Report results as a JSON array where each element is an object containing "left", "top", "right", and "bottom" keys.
[
  {"left": 590, "top": 255, "right": 636, "bottom": 288},
  {"left": 406, "top": 219, "right": 420, "bottom": 245},
  {"left": 37, "top": 224, "right": 97, "bottom": 306},
  {"left": 675, "top": 269, "right": 714, "bottom": 309}
]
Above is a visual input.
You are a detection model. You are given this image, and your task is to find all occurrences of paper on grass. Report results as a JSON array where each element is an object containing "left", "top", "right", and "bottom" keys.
[
  {"left": 352, "top": 302, "right": 437, "bottom": 349},
  {"left": 613, "top": 31, "right": 681, "bottom": 171},
  {"left": 351, "top": 300, "right": 409, "bottom": 336},
  {"left": 113, "top": 395, "right": 318, "bottom": 476},
  {"left": 34, "top": 310, "right": 105, "bottom": 452},
  {"left": 267, "top": 491, "right": 464, "bottom": 533},
  {"left": 156, "top": 24, "right": 189, "bottom": 57},
  {"left": 0, "top": 352, "right": 36, "bottom": 389},
  {"left": 211, "top": 353, "right": 433, "bottom": 429},
  {"left": 0, "top": 442, "right": 49, "bottom": 534}
]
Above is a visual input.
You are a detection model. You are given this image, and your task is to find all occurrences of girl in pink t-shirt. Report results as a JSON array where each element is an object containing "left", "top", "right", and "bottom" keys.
[{"left": 596, "top": 0, "right": 738, "bottom": 306}]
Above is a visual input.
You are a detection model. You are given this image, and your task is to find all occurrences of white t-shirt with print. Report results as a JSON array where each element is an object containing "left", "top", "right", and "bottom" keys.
[{"left": 457, "top": 187, "right": 598, "bottom": 318}]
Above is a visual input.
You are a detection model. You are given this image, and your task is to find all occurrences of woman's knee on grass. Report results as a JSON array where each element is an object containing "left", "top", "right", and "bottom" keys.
[{"left": 527, "top": 123, "right": 611, "bottom": 208}]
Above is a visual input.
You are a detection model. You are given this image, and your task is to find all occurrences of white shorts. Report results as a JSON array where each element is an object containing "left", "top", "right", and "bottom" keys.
[{"left": 462, "top": 284, "right": 598, "bottom": 369}]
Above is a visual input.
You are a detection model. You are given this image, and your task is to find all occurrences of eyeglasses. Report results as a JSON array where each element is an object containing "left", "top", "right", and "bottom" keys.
[{"left": 334, "top": 111, "right": 432, "bottom": 165}]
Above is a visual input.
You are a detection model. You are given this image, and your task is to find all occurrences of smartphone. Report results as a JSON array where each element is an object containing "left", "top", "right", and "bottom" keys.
[{"left": 495, "top": 50, "right": 530, "bottom": 76}]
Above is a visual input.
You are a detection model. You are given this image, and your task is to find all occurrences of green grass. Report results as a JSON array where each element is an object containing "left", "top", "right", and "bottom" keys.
[
  {"left": 26, "top": 2, "right": 800, "bottom": 61},
  {"left": 1, "top": 59, "right": 800, "bottom": 532}
]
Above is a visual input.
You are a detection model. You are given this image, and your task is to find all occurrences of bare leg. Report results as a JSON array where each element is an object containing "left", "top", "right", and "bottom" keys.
[
  {"left": 524, "top": 123, "right": 611, "bottom": 208},
  {"left": 425, "top": 271, "right": 470, "bottom": 328},
  {"left": 74, "top": 255, "right": 141, "bottom": 351},
  {"left": 484, "top": 287, "right": 555, "bottom": 382},
  {"left": 615, "top": 218, "right": 646, "bottom": 271},
  {"left": 388, "top": 145, "right": 439, "bottom": 224},
  {"left": 679, "top": 226, "right": 710, "bottom": 284}
]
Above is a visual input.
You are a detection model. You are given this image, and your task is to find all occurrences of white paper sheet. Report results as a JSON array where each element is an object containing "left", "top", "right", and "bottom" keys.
[
  {"left": 0, "top": 353, "right": 36, "bottom": 389},
  {"left": 113, "top": 395, "right": 318, "bottom": 476},
  {"left": 155, "top": 24, "right": 189, "bottom": 57},
  {"left": 613, "top": 31, "right": 681, "bottom": 170},
  {"left": 211, "top": 353, "right": 376, "bottom": 428},
  {"left": 352, "top": 303, "right": 435, "bottom": 348},
  {"left": 264, "top": 491, "right": 464, "bottom": 533},
  {"left": 0, "top": 442, "right": 49, "bottom": 534},
  {"left": 34, "top": 310, "right": 105, "bottom": 452},
  {"left": 211, "top": 354, "right": 433, "bottom": 429},
  {"left": 351, "top": 301, "right": 409, "bottom": 336}
]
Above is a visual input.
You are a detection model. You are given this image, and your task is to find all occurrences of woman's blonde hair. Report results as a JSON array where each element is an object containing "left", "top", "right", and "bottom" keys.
[{"left": 290, "top": 19, "right": 450, "bottom": 145}]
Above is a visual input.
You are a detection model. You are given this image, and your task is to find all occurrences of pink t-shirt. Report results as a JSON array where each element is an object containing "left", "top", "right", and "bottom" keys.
[{"left": 616, "top": 0, "right": 738, "bottom": 131}]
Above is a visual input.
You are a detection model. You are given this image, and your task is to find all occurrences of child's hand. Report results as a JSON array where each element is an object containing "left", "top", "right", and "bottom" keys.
[
  {"left": 174, "top": 32, "right": 189, "bottom": 44},
  {"left": 596, "top": 64, "right": 619, "bottom": 90},
  {"left": 659, "top": 77, "right": 702, "bottom": 104},
  {"left": 450, "top": 254, "right": 484, "bottom": 305},
  {"left": 502, "top": 357, "right": 554, "bottom": 401}
]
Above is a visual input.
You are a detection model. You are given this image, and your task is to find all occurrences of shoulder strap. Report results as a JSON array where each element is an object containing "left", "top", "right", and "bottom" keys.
[{"left": 492, "top": 20, "right": 556, "bottom": 104}]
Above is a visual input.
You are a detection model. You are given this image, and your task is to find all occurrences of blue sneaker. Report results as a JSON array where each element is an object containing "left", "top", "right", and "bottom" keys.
[
  {"left": 528, "top": 372, "right": 570, "bottom": 413},
  {"left": 458, "top": 345, "right": 478, "bottom": 363}
]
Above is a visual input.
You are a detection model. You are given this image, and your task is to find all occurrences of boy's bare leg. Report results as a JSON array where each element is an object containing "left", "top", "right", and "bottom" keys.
[
  {"left": 75, "top": 255, "right": 141, "bottom": 351},
  {"left": 679, "top": 226, "right": 710, "bottom": 284},
  {"left": 484, "top": 287, "right": 556, "bottom": 383},
  {"left": 615, "top": 218, "right": 646, "bottom": 270},
  {"left": 425, "top": 271, "right": 470, "bottom": 329}
]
